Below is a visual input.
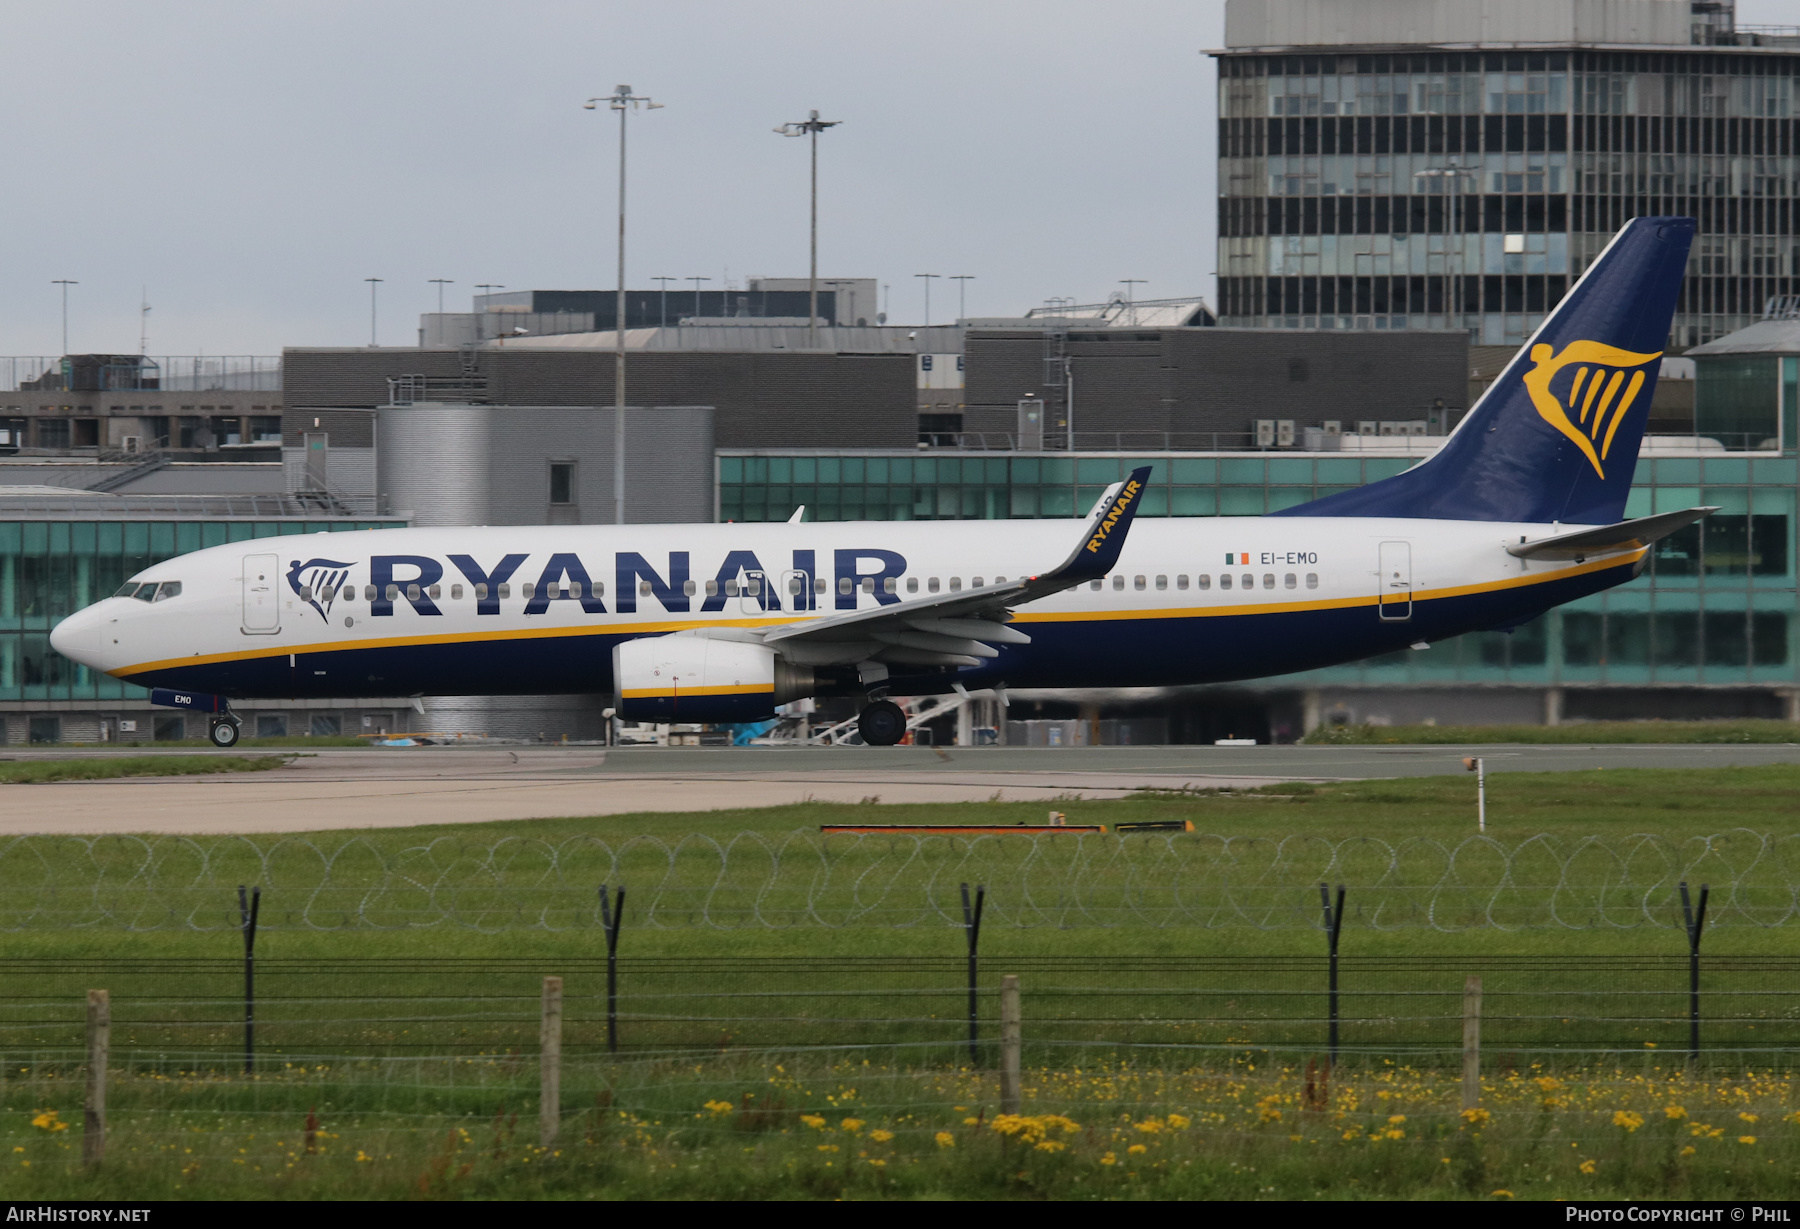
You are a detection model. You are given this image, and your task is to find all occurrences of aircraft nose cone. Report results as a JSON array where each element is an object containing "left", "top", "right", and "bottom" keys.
[{"left": 50, "top": 608, "right": 102, "bottom": 668}]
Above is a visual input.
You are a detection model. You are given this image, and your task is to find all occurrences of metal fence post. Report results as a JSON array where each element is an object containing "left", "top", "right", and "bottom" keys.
[
  {"left": 599, "top": 885, "right": 625, "bottom": 1054},
  {"left": 1680, "top": 880, "right": 1709, "bottom": 1064},
  {"left": 84, "top": 989, "right": 108, "bottom": 1167},
  {"left": 999, "top": 974, "right": 1021, "bottom": 1114},
  {"left": 541, "top": 976, "right": 563, "bottom": 1146},
  {"left": 237, "top": 884, "right": 261, "bottom": 1076},
  {"left": 1319, "top": 883, "right": 1344, "bottom": 1066},
  {"left": 961, "top": 882, "right": 986, "bottom": 1065},
  {"left": 1462, "top": 976, "right": 1482, "bottom": 1110}
]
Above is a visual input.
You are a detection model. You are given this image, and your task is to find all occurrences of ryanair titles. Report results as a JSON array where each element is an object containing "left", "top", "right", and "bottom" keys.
[
  {"left": 1083, "top": 478, "right": 1143, "bottom": 556},
  {"left": 286, "top": 549, "right": 910, "bottom": 622}
]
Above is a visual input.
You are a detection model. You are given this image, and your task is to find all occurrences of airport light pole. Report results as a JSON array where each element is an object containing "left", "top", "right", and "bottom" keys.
[
  {"left": 586, "top": 85, "right": 663, "bottom": 526},
  {"left": 365, "top": 278, "right": 383, "bottom": 346},
  {"left": 429, "top": 279, "right": 454, "bottom": 315},
  {"left": 950, "top": 275, "right": 975, "bottom": 322},
  {"left": 651, "top": 276, "right": 676, "bottom": 328},
  {"left": 1119, "top": 279, "right": 1147, "bottom": 325},
  {"left": 51, "top": 281, "right": 76, "bottom": 355},
  {"left": 775, "top": 110, "right": 841, "bottom": 345},
  {"left": 915, "top": 273, "right": 940, "bottom": 327},
  {"left": 1414, "top": 162, "right": 1469, "bottom": 329},
  {"left": 688, "top": 276, "right": 711, "bottom": 322}
]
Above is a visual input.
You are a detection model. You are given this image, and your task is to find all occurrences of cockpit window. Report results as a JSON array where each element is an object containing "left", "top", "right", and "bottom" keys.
[
  {"left": 115, "top": 583, "right": 144, "bottom": 599},
  {"left": 152, "top": 582, "right": 182, "bottom": 601},
  {"left": 132, "top": 585, "right": 155, "bottom": 602}
]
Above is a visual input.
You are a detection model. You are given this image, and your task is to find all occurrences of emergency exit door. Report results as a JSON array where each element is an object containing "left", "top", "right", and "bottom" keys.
[
  {"left": 242, "top": 553, "right": 280, "bottom": 633},
  {"left": 1377, "top": 541, "right": 1413, "bottom": 621}
]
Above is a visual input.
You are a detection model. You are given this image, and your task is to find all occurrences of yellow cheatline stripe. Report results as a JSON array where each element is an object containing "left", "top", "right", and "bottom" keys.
[
  {"left": 620, "top": 683, "right": 773, "bottom": 699},
  {"left": 113, "top": 611, "right": 800, "bottom": 678},
  {"left": 112, "top": 551, "right": 1643, "bottom": 677},
  {"left": 1010, "top": 551, "right": 1643, "bottom": 625}
]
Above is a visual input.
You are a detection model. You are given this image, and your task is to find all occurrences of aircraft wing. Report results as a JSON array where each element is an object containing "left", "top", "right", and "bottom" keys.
[
  {"left": 763, "top": 466, "right": 1152, "bottom": 667},
  {"left": 1505, "top": 506, "right": 1716, "bottom": 561}
]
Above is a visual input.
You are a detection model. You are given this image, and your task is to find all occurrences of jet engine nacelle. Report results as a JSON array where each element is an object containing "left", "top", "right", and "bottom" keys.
[{"left": 614, "top": 634, "right": 814, "bottom": 722}]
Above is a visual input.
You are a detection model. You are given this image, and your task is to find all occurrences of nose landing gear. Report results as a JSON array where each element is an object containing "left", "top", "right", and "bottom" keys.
[
  {"left": 856, "top": 699, "right": 907, "bottom": 747},
  {"left": 208, "top": 714, "right": 243, "bottom": 748}
]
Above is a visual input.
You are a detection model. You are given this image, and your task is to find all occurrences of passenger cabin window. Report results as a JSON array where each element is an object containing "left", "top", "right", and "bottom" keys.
[
  {"left": 1154, "top": 575, "right": 1167, "bottom": 590},
  {"left": 1220, "top": 574, "right": 1233, "bottom": 590},
  {"left": 907, "top": 577, "right": 919, "bottom": 593},
  {"left": 1111, "top": 575, "right": 1124, "bottom": 591},
  {"left": 524, "top": 583, "right": 537, "bottom": 599},
  {"left": 498, "top": 583, "right": 511, "bottom": 599},
  {"left": 451, "top": 585, "right": 464, "bottom": 600},
  {"left": 682, "top": 580, "right": 697, "bottom": 596},
  {"left": 1176, "top": 575, "right": 1189, "bottom": 590},
  {"left": 1306, "top": 573, "right": 1319, "bottom": 589},
  {"left": 1197, "top": 575, "right": 1211, "bottom": 590},
  {"left": 884, "top": 577, "right": 898, "bottom": 594},
  {"left": 386, "top": 584, "right": 400, "bottom": 601},
  {"left": 705, "top": 580, "right": 719, "bottom": 596},
  {"left": 1262, "top": 574, "right": 1274, "bottom": 589},
  {"left": 428, "top": 584, "right": 441, "bottom": 600},
  {"left": 861, "top": 578, "right": 875, "bottom": 594},
  {"left": 949, "top": 577, "right": 962, "bottom": 591},
  {"left": 364, "top": 585, "right": 376, "bottom": 601},
  {"left": 1089, "top": 579, "right": 1102, "bottom": 591},
  {"left": 929, "top": 577, "right": 940, "bottom": 593},
  {"left": 972, "top": 576, "right": 984, "bottom": 588},
  {"left": 725, "top": 579, "right": 739, "bottom": 596},
  {"left": 814, "top": 577, "right": 826, "bottom": 594},
  {"left": 474, "top": 583, "right": 488, "bottom": 600},
  {"left": 1133, "top": 575, "right": 1146, "bottom": 590},
  {"left": 839, "top": 577, "right": 853, "bottom": 595},
  {"left": 1242, "top": 573, "right": 1254, "bottom": 589},
  {"left": 639, "top": 582, "right": 652, "bottom": 596},
  {"left": 1284, "top": 574, "right": 1296, "bottom": 589}
]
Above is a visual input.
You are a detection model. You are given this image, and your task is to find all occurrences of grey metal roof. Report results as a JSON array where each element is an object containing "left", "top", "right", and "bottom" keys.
[{"left": 1686, "top": 320, "right": 1800, "bottom": 357}]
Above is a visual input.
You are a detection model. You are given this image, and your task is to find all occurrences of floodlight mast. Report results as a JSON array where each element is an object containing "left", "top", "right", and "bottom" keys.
[
  {"left": 586, "top": 85, "right": 663, "bottom": 525},
  {"left": 776, "top": 110, "right": 841, "bottom": 345}
]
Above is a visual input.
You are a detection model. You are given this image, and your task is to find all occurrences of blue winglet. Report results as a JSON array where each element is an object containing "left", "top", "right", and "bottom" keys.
[{"left": 1040, "top": 465, "right": 1153, "bottom": 585}]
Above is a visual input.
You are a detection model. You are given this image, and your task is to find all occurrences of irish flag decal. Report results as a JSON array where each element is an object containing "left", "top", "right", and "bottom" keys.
[{"left": 1225, "top": 552, "right": 1249, "bottom": 565}]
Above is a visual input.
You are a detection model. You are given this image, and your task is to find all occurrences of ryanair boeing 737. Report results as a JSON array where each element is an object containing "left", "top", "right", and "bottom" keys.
[{"left": 52, "top": 217, "right": 1704, "bottom": 748}]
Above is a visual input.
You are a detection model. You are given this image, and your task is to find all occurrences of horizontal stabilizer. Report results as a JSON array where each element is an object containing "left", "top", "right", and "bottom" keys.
[{"left": 1505, "top": 506, "right": 1716, "bottom": 561}]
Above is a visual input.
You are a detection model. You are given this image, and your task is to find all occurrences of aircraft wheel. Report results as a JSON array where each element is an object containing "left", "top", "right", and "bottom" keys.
[
  {"left": 856, "top": 700, "right": 907, "bottom": 748},
  {"left": 209, "top": 717, "right": 242, "bottom": 748}
]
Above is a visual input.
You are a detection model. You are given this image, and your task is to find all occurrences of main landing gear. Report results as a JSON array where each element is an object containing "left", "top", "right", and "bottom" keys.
[
  {"left": 856, "top": 699, "right": 908, "bottom": 747},
  {"left": 208, "top": 714, "right": 243, "bottom": 748}
]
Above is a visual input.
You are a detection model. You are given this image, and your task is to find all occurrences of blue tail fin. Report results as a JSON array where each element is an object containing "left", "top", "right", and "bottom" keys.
[{"left": 1273, "top": 216, "right": 1694, "bottom": 525}]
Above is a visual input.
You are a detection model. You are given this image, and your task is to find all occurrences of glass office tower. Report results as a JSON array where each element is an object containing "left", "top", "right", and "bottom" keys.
[{"left": 1213, "top": 4, "right": 1799, "bottom": 346}]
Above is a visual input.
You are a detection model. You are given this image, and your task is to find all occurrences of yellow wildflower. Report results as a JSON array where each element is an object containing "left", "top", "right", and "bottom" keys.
[
  {"left": 1100, "top": 1151, "right": 1117, "bottom": 1166},
  {"left": 1664, "top": 1105, "right": 1687, "bottom": 1120},
  {"left": 1127, "top": 1144, "right": 1147, "bottom": 1155},
  {"left": 1739, "top": 1136, "right": 1757, "bottom": 1146},
  {"left": 1680, "top": 1146, "right": 1697, "bottom": 1157},
  {"left": 799, "top": 1114, "right": 826, "bottom": 1130},
  {"left": 934, "top": 1132, "right": 955, "bottom": 1149},
  {"left": 1579, "top": 1159, "right": 1598, "bottom": 1174},
  {"left": 1035, "top": 1140, "right": 1066, "bottom": 1153},
  {"left": 1387, "top": 1114, "right": 1407, "bottom": 1126},
  {"left": 1167, "top": 1114, "right": 1190, "bottom": 1130},
  {"left": 702, "top": 1100, "right": 734, "bottom": 1116},
  {"left": 1461, "top": 1108, "right": 1491, "bottom": 1127},
  {"left": 869, "top": 1129, "right": 894, "bottom": 1143},
  {"left": 30, "top": 1112, "right": 67, "bottom": 1134},
  {"left": 1134, "top": 1119, "right": 1164, "bottom": 1134},
  {"left": 840, "top": 1118, "right": 864, "bottom": 1134},
  {"left": 1613, "top": 1111, "right": 1645, "bottom": 1133},
  {"left": 1739, "top": 1113, "right": 1759, "bottom": 1124},
  {"left": 817, "top": 1144, "right": 839, "bottom": 1153}
]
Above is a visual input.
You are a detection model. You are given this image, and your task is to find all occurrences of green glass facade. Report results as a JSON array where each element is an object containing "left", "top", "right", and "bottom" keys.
[
  {"left": 718, "top": 451, "right": 1798, "bottom": 688},
  {"left": 2, "top": 520, "right": 403, "bottom": 703}
]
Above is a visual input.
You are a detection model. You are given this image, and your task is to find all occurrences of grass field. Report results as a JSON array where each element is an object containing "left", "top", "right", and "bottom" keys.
[
  {"left": 0, "top": 754, "right": 292, "bottom": 785},
  {"left": 1303, "top": 720, "right": 1800, "bottom": 745},
  {"left": 4, "top": 1051, "right": 1796, "bottom": 1200},
  {"left": 4, "top": 763, "right": 1798, "bottom": 1200}
]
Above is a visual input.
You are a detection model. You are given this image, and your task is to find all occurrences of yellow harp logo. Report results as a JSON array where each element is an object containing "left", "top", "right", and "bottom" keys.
[{"left": 1521, "top": 340, "right": 1662, "bottom": 480}]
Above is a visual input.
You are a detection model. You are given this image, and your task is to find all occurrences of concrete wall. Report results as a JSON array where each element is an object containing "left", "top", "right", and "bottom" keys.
[
  {"left": 374, "top": 404, "right": 714, "bottom": 526},
  {"left": 1224, "top": 0, "right": 1691, "bottom": 48},
  {"left": 283, "top": 347, "right": 916, "bottom": 450},
  {"left": 963, "top": 327, "right": 1468, "bottom": 439}
]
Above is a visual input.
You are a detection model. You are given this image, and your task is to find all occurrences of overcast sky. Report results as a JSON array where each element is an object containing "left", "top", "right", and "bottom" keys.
[{"left": 2, "top": 1, "right": 1789, "bottom": 356}]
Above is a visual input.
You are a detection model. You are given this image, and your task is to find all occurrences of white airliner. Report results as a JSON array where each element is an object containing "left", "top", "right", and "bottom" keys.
[{"left": 52, "top": 217, "right": 1705, "bottom": 748}]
